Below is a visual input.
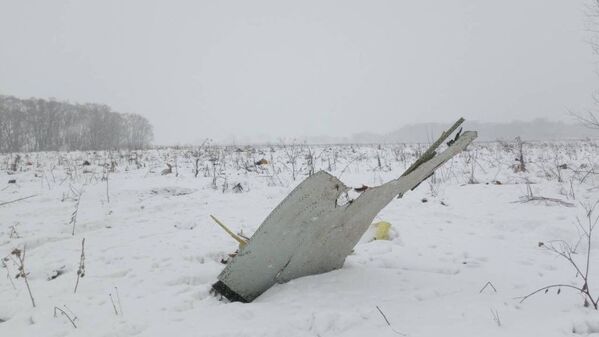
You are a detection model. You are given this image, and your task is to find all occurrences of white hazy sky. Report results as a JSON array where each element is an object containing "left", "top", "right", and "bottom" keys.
[{"left": 1, "top": 0, "right": 597, "bottom": 144}]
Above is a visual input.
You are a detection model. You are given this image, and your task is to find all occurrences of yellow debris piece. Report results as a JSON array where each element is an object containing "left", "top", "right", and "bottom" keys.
[
  {"left": 210, "top": 215, "right": 248, "bottom": 248},
  {"left": 373, "top": 221, "right": 391, "bottom": 240}
]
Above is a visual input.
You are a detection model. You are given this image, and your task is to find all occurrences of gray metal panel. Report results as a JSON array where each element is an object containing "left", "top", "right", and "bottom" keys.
[
  {"left": 217, "top": 171, "right": 349, "bottom": 302},
  {"left": 217, "top": 131, "right": 477, "bottom": 302}
]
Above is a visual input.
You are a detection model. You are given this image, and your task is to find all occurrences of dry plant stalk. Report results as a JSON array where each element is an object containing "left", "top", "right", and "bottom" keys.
[
  {"left": 9, "top": 225, "right": 20, "bottom": 239},
  {"left": 109, "top": 293, "right": 119, "bottom": 316},
  {"left": 0, "top": 194, "right": 37, "bottom": 207},
  {"left": 376, "top": 305, "right": 405, "bottom": 335},
  {"left": 114, "top": 286, "right": 123, "bottom": 316},
  {"left": 70, "top": 187, "right": 84, "bottom": 236},
  {"left": 54, "top": 306, "right": 77, "bottom": 328},
  {"left": 516, "top": 183, "right": 575, "bottom": 207},
  {"left": 11, "top": 246, "right": 35, "bottom": 307},
  {"left": 1, "top": 257, "right": 16, "bottom": 290},
  {"left": 74, "top": 238, "right": 86, "bottom": 293}
]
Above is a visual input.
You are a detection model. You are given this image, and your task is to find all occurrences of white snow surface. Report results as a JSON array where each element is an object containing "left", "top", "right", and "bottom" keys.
[{"left": 1, "top": 141, "right": 599, "bottom": 337}]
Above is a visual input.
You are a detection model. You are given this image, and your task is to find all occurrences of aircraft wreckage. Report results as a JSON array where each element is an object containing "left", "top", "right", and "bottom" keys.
[{"left": 212, "top": 118, "right": 477, "bottom": 302}]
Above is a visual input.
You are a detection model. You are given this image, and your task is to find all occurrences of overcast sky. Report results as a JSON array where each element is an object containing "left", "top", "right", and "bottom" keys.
[{"left": 1, "top": 0, "right": 597, "bottom": 144}]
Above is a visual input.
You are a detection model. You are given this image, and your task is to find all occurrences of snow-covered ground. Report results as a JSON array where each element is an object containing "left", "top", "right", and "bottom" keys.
[{"left": 1, "top": 140, "right": 599, "bottom": 337}]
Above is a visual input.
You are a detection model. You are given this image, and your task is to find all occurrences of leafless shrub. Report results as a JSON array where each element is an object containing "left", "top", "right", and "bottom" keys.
[
  {"left": 516, "top": 183, "right": 575, "bottom": 207},
  {"left": 9, "top": 224, "right": 20, "bottom": 239},
  {"left": 569, "top": 160, "right": 599, "bottom": 184},
  {"left": 426, "top": 172, "right": 440, "bottom": 197},
  {"left": 173, "top": 155, "right": 179, "bottom": 177},
  {"left": 571, "top": 110, "right": 599, "bottom": 130},
  {"left": 193, "top": 158, "right": 200, "bottom": 178},
  {"left": 281, "top": 141, "right": 301, "bottom": 181},
  {"left": 306, "top": 145, "right": 315, "bottom": 176},
  {"left": 512, "top": 137, "right": 526, "bottom": 173},
  {"left": 519, "top": 201, "right": 599, "bottom": 309},
  {"left": 222, "top": 176, "right": 228, "bottom": 193},
  {"left": 160, "top": 163, "right": 172, "bottom": 175},
  {"left": 70, "top": 186, "right": 84, "bottom": 236},
  {"left": 9, "top": 154, "right": 20, "bottom": 172},
  {"left": 464, "top": 149, "right": 482, "bottom": 184},
  {"left": 232, "top": 183, "right": 244, "bottom": 193},
  {"left": 102, "top": 156, "right": 112, "bottom": 204},
  {"left": 568, "top": 178, "right": 576, "bottom": 200}
]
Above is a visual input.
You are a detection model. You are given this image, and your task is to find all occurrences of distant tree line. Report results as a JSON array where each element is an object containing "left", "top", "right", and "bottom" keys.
[{"left": 0, "top": 95, "right": 153, "bottom": 153}]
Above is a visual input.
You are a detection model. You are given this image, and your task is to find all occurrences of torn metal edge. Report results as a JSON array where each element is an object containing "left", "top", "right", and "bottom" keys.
[{"left": 212, "top": 280, "right": 249, "bottom": 303}]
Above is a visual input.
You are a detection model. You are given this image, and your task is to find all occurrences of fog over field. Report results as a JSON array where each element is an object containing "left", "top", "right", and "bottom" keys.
[{"left": 1, "top": 0, "right": 598, "bottom": 144}]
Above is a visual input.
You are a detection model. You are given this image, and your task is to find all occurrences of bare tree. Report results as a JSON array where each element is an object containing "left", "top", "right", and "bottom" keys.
[
  {"left": 575, "top": 2, "right": 599, "bottom": 130},
  {"left": 571, "top": 110, "right": 599, "bottom": 130},
  {"left": 0, "top": 95, "right": 154, "bottom": 153}
]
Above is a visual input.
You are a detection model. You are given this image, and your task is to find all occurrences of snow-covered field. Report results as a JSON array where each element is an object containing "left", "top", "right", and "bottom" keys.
[{"left": 1, "top": 140, "right": 599, "bottom": 337}]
